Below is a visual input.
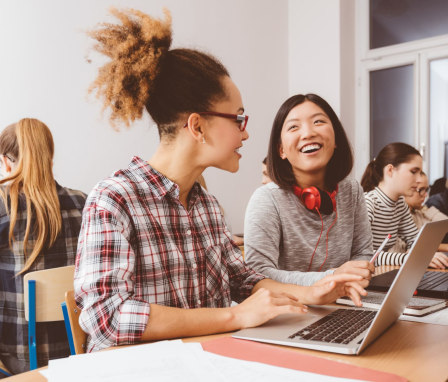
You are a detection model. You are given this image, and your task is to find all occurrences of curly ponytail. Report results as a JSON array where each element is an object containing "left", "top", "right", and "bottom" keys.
[
  {"left": 88, "top": 8, "right": 229, "bottom": 136},
  {"left": 88, "top": 8, "right": 172, "bottom": 128}
]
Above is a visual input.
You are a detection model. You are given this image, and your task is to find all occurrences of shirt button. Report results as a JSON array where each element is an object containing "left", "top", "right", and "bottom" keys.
[
  {"left": 186, "top": 229, "right": 191, "bottom": 235},
  {"left": 192, "top": 263, "right": 197, "bottom": 269},
  {"left": 198, "top": 300, "right": 201, "bottom": 305}
]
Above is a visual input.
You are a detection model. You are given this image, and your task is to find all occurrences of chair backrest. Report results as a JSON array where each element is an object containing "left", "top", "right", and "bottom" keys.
[
  {"left": 24, "top": 265, "right": 75, "bottom": 322},
  {"left": 0, "top": 360, "right": 11, "bottom": 377},
  {"left": 23, "top": 265, "right": 75, "bottom": 370},
  {"left": 62, "top": 290, "right": 87, "bottom": 354}
]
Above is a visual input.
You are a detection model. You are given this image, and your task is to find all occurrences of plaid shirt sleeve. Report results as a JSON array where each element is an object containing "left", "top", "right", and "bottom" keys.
[{"left": 74, "top": 187, "right": 150, "bottom": 351}]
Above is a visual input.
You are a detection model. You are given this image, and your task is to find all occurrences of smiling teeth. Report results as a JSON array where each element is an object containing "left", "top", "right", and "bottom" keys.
[
  {"left": 300, "top": 143, "right": 321, "bottom": 153},
  {"left": 235, "top": 148, "right": 240, "bottom": 153}
]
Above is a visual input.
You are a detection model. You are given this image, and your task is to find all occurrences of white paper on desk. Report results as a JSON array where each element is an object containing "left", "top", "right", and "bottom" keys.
[
  {"left": 48, "top": 340, "right": 226, "bottom": 382},
  {"left": 204, "top": 352, "right": 367, "bottom": 382}
]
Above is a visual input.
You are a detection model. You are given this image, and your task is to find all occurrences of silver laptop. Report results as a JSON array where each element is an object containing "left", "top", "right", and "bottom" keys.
[{"left": 234, "top": 219, "right": 448, "bottom": 355}]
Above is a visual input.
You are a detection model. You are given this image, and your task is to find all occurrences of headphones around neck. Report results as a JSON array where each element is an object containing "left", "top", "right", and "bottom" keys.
[
  {"left": 292, "top": 184, "right": 338, "bottom": 271},
  {"left": 292, "top": 185, "right": 337, "bottom": 215}
]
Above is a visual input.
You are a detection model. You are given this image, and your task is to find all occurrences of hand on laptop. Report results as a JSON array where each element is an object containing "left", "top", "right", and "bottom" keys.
[
  {"left": 333, "top": 260, "right": 375, "bottom": 288},
  {"left": 429, "top": 252, "right": 448, "bottom": 269},
  {"left": 232, "top": 288, "right": 308, "bottom": 328},
  {"left": 309, "top": 273, "right": 367, "bottom": 307}
]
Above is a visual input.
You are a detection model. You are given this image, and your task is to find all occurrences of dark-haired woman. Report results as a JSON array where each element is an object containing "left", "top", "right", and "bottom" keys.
[
  {"left": 0, "top": 119, "right": 86, "bottom": 375},
  {"left": 245, "top": 94, "right": 374, "bottom": 287},
  {"left": 360, "top": 142, "right": 445, "bottom": 267},
  {"left": 74, "top": 9, "right": 366, "bottom": 352}
]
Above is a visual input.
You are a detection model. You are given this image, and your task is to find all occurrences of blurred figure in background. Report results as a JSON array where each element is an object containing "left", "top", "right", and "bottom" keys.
[
  {"left": 390, "top": 172, "right": 448, "bottom": 268},
  {"left": 261, "top": 157, "right": 271, "bottom": 185},
  {"left": 426, "top": 177, "right": 448, "bottom": 216}
]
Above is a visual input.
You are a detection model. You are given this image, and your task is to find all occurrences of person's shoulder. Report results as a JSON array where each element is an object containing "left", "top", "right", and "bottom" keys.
[
  {"left": 251, "top": 182, "right": 290, "bottom": 201},
  {"left": 196, "top": 184, "right": 221, "bottom": 208},
  {"left": 338, "top": 177, "right": 363, "bottom": 194},
  {"left": 363, "top": 187, "right": 379, "bottom": 201},
  {"left": 56, "top": 183, "right": 87, "bottom": 210},
  {"left": 57, "top": 183, "right": 87, "bottom": 199}
]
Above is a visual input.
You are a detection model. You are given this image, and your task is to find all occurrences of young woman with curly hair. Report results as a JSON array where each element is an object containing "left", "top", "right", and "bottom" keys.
[
  {"left": 74, "top": 8, "right": 366, "bottom": 352},
  {"left": 0, "top": 119, "right": 86, "bottom": 375}
]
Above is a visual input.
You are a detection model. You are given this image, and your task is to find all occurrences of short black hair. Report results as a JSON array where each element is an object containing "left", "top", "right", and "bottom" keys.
[{"left": 266, "top": 94, "right": 353, "bottom": 190}]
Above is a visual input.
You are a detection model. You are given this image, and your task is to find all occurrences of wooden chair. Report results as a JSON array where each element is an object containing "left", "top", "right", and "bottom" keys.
[
  {"left": 0, "top": 360, "right": 11, "bottom": 377},
  {"left": 61, "top": 290, "right": 87, "bottom": 354},
  {"left": 23, "top": 265, "right": 75, "bottom": 370}
]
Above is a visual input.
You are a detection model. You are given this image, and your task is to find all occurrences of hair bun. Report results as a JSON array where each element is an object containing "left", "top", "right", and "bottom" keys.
[{"left": 88, "top": 7, "right": 172, "bottom": 128}]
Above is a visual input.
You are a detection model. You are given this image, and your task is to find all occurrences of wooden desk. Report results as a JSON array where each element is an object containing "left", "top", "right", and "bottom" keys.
[{"left": 7, "top": 268, "right": 448, "bottom": 382}]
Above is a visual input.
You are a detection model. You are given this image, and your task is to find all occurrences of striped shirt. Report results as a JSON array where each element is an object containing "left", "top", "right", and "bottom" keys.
[
  {"left": 364, "top": 187, "right": 419, "bottom": 265},
  {"left": 74, "top": 157, "right": 264, "bottom": 352},
  {"left": 0, "top": 183, "right": 86, "bottom": 375}
]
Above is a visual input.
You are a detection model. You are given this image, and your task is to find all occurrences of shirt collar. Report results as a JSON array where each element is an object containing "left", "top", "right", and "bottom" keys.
[
  {"left": 128, "top": 156, "right": 179, "bottom": 200},
  {"left": 374, "top": 186, "right": 398, "bottom": 207},
  {"left": 127, "top": 156, "right": 203, "bottom": 203}
]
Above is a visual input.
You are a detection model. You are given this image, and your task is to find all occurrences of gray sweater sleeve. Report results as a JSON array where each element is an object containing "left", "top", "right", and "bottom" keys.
[
  {"left": 244, "top": 186, "right": 333, "bottom": 286},
  {"left": 349, "top": 182, "right": 374, "bottom": 261}
]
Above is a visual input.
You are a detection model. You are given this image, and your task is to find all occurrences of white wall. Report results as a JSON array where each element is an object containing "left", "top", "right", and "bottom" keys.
[
  {"left": 0, "top": 0, "right": 289, "bottom": 233},
  {"left": 288, "top": 0, "right": 357, "bottom": 158}
]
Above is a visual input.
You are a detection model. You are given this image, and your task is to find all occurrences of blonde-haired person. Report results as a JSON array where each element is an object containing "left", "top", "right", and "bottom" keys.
[
  {"left": 0, "top": 119, "right": 86, "bottom": 376},
  {"left": 75, "top": 8, "right": 366, "bottom": 353}
]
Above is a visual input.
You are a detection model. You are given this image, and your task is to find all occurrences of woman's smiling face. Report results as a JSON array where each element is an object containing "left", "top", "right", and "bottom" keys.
[{"left": 279, "top": 101, "right": 336, "bottom": 185}]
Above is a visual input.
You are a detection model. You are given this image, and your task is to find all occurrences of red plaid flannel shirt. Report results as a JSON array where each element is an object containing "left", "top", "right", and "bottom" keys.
[{"left": 75, "top": 157, "right": 264, "bottom": 352}]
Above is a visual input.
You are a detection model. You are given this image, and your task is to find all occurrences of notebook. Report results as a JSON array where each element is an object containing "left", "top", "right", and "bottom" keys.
[
  {"left": 233, "top": 219, "right": 448, "bottom": 355},
  {"left": 336, "top": 291, "right": 447, "bottom": 316},
  {"left": 368, "top": 268, "right": 448, "bottom": 299}
]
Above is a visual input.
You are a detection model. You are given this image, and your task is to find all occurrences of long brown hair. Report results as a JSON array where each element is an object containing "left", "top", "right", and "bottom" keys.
[
  {"left": 360, "top": 142, "right": 421, "bottom": 192},
  {"left": 0, "top": 118, "right": 62, "bottom": 274}
]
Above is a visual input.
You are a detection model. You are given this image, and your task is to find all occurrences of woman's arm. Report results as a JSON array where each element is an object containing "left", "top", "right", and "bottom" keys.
[
  {"left": 75, "top": 194, "right": 150, "bottom": 350},
  {"left": 141, "top": 273, "right": 366, "bottom": 341}
]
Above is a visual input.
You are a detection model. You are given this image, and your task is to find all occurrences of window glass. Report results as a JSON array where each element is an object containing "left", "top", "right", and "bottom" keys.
[
  {"left": 429, "top": 58, "right": 448, "bottom": 182},
  {"left": 370, "top": 65, "right": 414, "bottom": 159},
  {"left": 370, "top": 0, "right": 448, "bottom": 49}
]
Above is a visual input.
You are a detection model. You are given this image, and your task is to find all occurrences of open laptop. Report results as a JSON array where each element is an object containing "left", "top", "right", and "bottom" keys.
[
  {"left": 233, "top": 219, "right": 448, "bottom": 355},
  {"left": 368, "top": 268, "right": 448, "bottom": 299}
]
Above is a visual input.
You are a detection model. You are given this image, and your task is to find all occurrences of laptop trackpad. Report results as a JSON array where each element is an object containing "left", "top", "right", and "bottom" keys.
[{"left": 234, "top": 305, "right": 337, "bottom": 341}]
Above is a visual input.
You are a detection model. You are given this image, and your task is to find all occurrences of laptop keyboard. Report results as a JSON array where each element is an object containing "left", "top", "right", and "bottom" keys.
[
  {"left": 418, "top": 271, "right": 448, "bottom": 289},
  {"left": 288, "top": 309, "right": 377, "bottom": 344}
]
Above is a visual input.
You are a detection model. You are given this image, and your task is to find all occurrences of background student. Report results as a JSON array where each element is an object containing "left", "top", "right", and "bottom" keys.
[
  {"left": 360, "top": 142, "right": 444, "bottom": 267},
  {"left": 426, "top": 177, "right": 448, "bottom": 216},
  {"left": 261, "top": 157, "right": 272, "bottom": 185},
  {"left": 244, "top": 94, "right": 374, "bottom": 287},
  {"left": 74, "top": 9, "right": 366, "bottom": 353},
  {"left": 389, "top": 172, "right": 448, "bottom": 268},
  {"left": 0, "top": 119, "right": 86, "bottom": 375}
]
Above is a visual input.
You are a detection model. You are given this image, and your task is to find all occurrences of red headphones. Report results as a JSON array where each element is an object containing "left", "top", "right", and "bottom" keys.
[
  {"left": 292, "top": 185, "right": 338, "bottom": 271},
  {"left": 292, "top": 186, "right": 337, "bottom": 215}
]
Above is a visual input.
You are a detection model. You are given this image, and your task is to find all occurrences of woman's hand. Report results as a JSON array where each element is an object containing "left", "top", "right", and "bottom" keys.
[
  {"left": 429, "top": 252, "right": 448, "bottom": 269},
  {"left": 231, "top": 288, "right": 308, "bottom": 329},
  {"left": 308, "top": 273, "right": 367, "bottom": 307},
  {"left": 333, "top": 260, "right": 375, "bottom": 288}
]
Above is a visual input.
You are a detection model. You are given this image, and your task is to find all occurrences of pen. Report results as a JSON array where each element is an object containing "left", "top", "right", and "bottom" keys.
[{"left": 370, "top": 234, "right": 391, "bottom": 264}]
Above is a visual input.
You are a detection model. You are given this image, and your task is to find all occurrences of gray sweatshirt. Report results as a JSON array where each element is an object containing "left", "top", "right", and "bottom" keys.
[{"left": 244, "top": 178, "right": 373, "bottom": 286}]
